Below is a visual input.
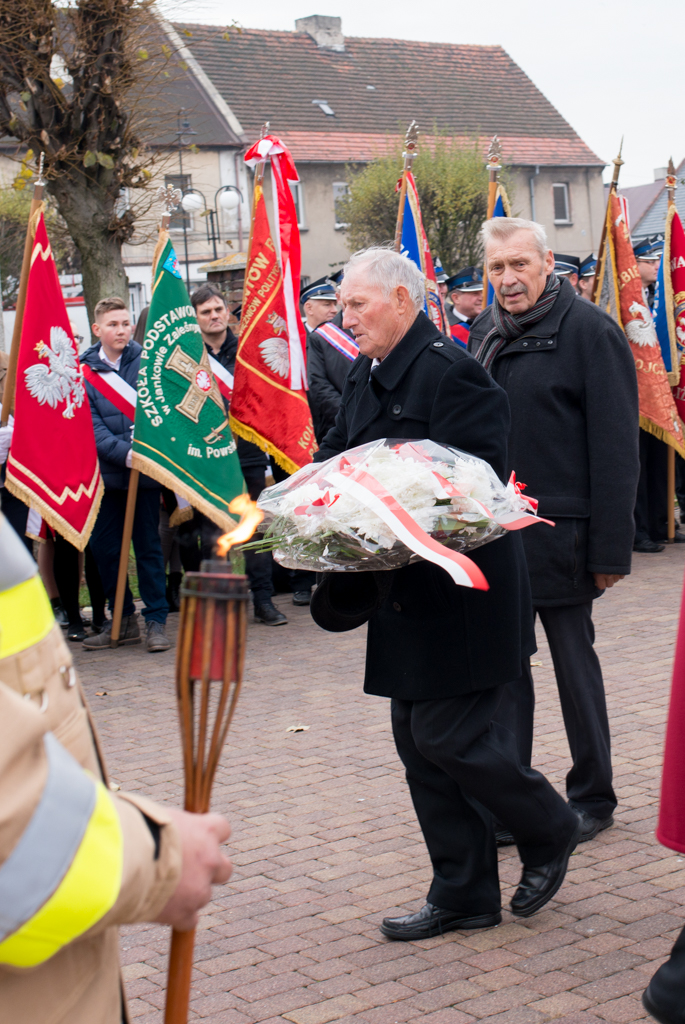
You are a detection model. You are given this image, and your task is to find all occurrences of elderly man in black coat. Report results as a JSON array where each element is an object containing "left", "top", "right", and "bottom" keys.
[
  {"left": 469, "top": 217, "right": 640, "bottom": 844},
  {"left": 311, "top": 247, "right": 581, "bottom": 940}
]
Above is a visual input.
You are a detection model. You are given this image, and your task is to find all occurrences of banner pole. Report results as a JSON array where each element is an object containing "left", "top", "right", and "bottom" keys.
[
  {"left": 1, "top": 155, "right": 45, "bottom": 426},
  {"left": 394, "top": 120, "right": 419, "bottom": 254},
  {"left": 666, "top": 156, "right": 678, "bottom": 541},
  {"left": 110, "top": 469, "right": 139, "bottom": 647},
  {"left": 592, "top": 140, "right": 624, "bottom": 306},
  {"left": 481, "top": 136, "right": 502, "bottom": 310}
]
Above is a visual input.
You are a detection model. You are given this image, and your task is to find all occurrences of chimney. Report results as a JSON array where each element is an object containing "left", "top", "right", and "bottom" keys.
[
  {"left": 654, "top": 167, "right": 668, "bottom": 181},
  {"left": 295, "top": 15, "right": 344, "bottom": 52}
]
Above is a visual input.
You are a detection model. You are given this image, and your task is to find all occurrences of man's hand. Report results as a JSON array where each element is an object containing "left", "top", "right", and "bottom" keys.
[
  {"left": 155, "top": 809, "right": 232, "bottom": 931},
  {"left": 593, "top": 573, "right": 625, "bottom": 590}
]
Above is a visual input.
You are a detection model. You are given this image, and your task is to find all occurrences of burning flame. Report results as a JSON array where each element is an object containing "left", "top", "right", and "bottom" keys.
[{"left": 216, "top": 494, "right": 264, "bottom": 557}]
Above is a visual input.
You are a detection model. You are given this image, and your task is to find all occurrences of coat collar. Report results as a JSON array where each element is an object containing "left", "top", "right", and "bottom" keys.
[
  {"left": 348, "top": 312, "right": 440, "bottom": 391},
  {"left": 81, "top": 340, "right": 142, "bottom": 372},
  {"left": 505, "top": 276, "right": 577, "bottom": 340}
]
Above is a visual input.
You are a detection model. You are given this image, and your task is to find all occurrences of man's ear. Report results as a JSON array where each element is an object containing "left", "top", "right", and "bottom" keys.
[
  {"left": 544, "top": 249, "right": 555, "bottom": 276},
  {"left": 395, "top": 285, "right": 411, "bottom": 312},
  {"left": 91, "top": 321, "right": 101, "bottom": 338}
]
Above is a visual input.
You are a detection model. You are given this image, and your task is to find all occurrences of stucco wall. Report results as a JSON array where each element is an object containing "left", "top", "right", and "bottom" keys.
[{"left": 508, "top": 165, "right": 605, "bottom": 257}]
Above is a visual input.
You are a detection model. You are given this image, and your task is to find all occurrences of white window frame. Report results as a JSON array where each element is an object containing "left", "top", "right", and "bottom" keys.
[
  {"left": 552, "top": 182, "right": 572, "bottom": 225},
  {"left": 289, "top": 180, "right": 306, "bottom": 228},
  {"left": 333, "top": 181, "right": 350, "bottom": 230}
]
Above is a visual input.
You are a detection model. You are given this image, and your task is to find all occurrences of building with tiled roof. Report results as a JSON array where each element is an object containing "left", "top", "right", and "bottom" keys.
[
  {"left": 172, "top": 14, "right": 606, "bottom": 279},
  {"left": 621, "top": 160, "right": 685, "bottom": 241}
]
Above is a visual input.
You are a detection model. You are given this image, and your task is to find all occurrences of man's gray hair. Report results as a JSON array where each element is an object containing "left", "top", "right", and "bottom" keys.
[
  {"left": 344, "top": 246, "right": 426, "bottom": 312},
  {"left": 481, "top": 217, "right": 549, "bottom": 261}
]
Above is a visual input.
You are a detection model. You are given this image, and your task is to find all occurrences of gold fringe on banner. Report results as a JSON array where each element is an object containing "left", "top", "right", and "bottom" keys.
[{"left": 229, "top": 414, "right": 300, "bottom": 475}]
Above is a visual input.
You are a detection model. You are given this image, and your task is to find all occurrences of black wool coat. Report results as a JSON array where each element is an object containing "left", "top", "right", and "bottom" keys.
[
  {"left": 314, "top": 311, "right": 536, "bottom": 701},
  {"left": 468, "top": 278, "right": 640, "bottom": 606},
  {"left": 307, "top": 311, "right": 355, "bottom": 443}
]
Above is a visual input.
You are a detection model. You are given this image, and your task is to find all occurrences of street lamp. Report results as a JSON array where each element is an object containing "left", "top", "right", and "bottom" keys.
[
  {"left": 175, "top": 110, "right": 198, "bottom": 290},
  {"left": 180, "top": 186, "right": 243, "bottom": 261}
]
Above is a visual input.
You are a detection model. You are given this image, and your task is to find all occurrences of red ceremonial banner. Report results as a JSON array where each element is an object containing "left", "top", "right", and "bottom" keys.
[
  {"left": 667, "top": 208, "right": 685, "bottom": 423},
  {"left": 656, "top": 568, "right": 685, "bottom": 854},
  {"left": 5, "top": 213, "right": 103, "bottom": 549},
  {"left": 229, "top": 184, "right": 317, "bottom": 473},
  {"left": 597, "top": 193, "right": 685, "bottom": 456}
]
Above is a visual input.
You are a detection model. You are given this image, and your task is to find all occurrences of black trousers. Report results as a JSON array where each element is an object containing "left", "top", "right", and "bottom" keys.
[
  {"left": 497, "top": 601, "right": 616, "bottom": 821},
  {"left": 634, "top": 429, "right": 668, "bottom": 542},
  {"left": 0, "top": 487, "right": 32, "bottom": 553},
  {"left": 391, "top": 683, "right": 577, "bottom": 914},
  {"left": 53, "top": 535, "right": 106, "bottom": 627},
  {"left": 271, "top": 461, "right": 315, "bottom": 594}
]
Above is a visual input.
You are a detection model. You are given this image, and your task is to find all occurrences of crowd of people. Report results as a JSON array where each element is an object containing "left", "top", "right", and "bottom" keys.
[{"left": 1, "top": 214, "right": 684, "bottom": 1023}]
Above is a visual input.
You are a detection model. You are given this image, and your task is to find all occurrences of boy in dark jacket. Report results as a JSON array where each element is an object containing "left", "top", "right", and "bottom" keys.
[{"left": 81, "top": 297, "right": 170, "bottom": 652}]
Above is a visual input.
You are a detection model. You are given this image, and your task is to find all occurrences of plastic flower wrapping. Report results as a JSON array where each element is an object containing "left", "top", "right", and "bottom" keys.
[{"left": 253, "top": 439, "right": 548, "bottom": 590}]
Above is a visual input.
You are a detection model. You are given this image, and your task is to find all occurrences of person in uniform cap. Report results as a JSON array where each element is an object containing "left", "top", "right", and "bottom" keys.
[
  {"left": 577, "top": 254, "right": 597, "bottom": 301},
  {"left": 433, "top": 257, "right": 449, "bottom": 302},
  {"left": 300, "top": 278, "right": 338, "bottom": 333},
  {"left": 307, "top": 270, "right": 358, "bottom": 444},
  {"left": 553, "top": 254, "right": 581, "bottom": 292},
  {"left": 445, "top": 266, "right": 484, "bottom": 347},
  {"left": 631, "top": 235, "right": 682, "bottom": 552},
  {"left": 0, "top": 512, "right": 232, "bottom": 1023}
]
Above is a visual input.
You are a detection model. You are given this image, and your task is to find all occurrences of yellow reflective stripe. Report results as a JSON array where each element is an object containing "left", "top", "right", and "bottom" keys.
[
  {"left": 0, "top": 780, "right": 123, "bottom": 967},
  {"left": 0, "top": 575, "right": 54, "bottom": 659}
]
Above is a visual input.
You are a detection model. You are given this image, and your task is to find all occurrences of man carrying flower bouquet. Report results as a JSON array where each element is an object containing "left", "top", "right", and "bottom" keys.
[{"left": 309, "top": 246, "right": 582, "bottom": 940}]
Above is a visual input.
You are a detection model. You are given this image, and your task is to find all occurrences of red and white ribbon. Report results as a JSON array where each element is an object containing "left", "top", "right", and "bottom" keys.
[
  {"left": 82, "top": 364, "right": 136, "bottom": 420},
  {"left": 326, "top": 465, "right": 489, "bottom": 591}
]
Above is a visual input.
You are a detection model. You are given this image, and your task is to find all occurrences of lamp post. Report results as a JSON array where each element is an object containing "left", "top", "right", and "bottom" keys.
[
  {"left": 180, "top": 186, "right": 243, "bottom": 262},
  {"left": 175, "top": 110, "right": 198, "bottom": 290}
]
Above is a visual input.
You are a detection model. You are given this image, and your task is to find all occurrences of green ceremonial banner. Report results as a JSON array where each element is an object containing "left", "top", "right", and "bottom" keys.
[{"left": 131, "top": 236, "right": 245, "bottom": 530}]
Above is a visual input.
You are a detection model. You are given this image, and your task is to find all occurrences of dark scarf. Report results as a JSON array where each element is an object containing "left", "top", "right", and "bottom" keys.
[{"left": 474, "top": 273, "right": 560, "bottom": 373}]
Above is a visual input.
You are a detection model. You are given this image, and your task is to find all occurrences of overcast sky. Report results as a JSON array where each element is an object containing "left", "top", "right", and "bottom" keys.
[{"left": 165, "top": 0, "right": 685, "bottom": 188}]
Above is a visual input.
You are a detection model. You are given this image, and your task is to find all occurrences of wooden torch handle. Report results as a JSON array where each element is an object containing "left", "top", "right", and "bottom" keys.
[{"left": 164, "top": 928, "right": 197, "bottom": 1024}]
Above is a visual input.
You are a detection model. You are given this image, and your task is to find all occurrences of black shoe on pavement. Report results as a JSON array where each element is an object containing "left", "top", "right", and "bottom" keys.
[
  {"left": 292, "top": 591, "right": 311, "bottom": 606},
  {"left": 254, "top": 600, "right": 287, "bottom": 625},
  {"left": 642, "top": 986, "right": 677, "bottom": 1024},
  {"left": 495, "top": 827, "right": 516, "bottom": 847},
  {"left": 66, "top": 622, "right": 88, "bottom": 642},
  {"left": 51, "top": 598, "right": 69, "bottom": 626},
  {"left": 380, "top": 902, "right": 501, "bottom": 941},
  {"left": 146, "top": 621, "right": 171, "bottom": 653},
  {"left": 82, "top": 614, "right": 141, "bottom": 649},
  {"left": 510, "top": 819, "right": 582, "bottom": 918},
  {"left": 573, "top": 808, "right": 614, "bottom": 843},
  {"left": 633, "top": 539, "right": 665, "bottom": 553}
]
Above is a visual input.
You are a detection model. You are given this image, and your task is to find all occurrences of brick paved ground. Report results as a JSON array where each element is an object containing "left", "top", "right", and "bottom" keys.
[{"left": 73, "top": 544, "right": 685, "bottom": 1024}]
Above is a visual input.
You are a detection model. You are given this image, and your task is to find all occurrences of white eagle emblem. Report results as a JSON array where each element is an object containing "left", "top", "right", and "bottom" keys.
[
  {"left": 625, "top": 301, "right": 659, "bottom": 349},
  {"left": 259, "top": 337, "right": 290, "bottom": 379},
  {"left": 266, "top": 312, "right": 287, "bottom": 335},
  {"left": 24, "top": 327, "right": 85, "bottom": 419}
]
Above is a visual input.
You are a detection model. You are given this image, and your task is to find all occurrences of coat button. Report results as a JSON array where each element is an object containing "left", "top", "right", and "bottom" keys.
[
  {"left": 393, "top": 601, "right": 402, "bottom": 612},
  {"left": 433, "top": 341, "right": 444, "bottom": 347},
  {"left": 522, "top": 342, "right": 528, "bottom": 347},
  {"left": 548, "top": 340, "right": 553, "bottom": 345},
  {"left": 536, "top": 341, "right": 541, "bottom": 346},
  {"left": 392, "top": 404, "right": 402, "bottom": 415}
]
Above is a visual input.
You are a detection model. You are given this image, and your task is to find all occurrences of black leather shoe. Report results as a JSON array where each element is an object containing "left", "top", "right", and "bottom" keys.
[
  {"left": 574, "top": 808, "right": 614, "bottom": 843},
  {"left": 633, "top": 539, "right": 665, "bottom": 553},
  {"left": 67, "top": 623, "right": 88, "bottom": 642},
  {"left": 510, "top": 819, "right": 582, "bottom": 917},
  {"left": 380, "top": 902, "right": 501, "bottom": 940},
  {"left": 495, "top": 827, "right": 516, "bottom": 847},
  {"left": 642, "top": 984, "right": 681, "bottom": 1024},
  {"left": 254, "top": 600, "right": 287, "bottom": 625},
  {"left": 292, "top": 591, "right": 311, "bottom": 606}
]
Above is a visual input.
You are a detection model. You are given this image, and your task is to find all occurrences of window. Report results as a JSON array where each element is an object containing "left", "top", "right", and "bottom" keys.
[
  {"left": 165, "top": 174, "right": 192, "bottom": 232},
  {"left": 552, "top": 183, "right": 571, "bottom": 225},
  {"left": 333, "top": 181, "right": 350, "bottom": 229},
  {"left": 290, "top": 181, "right": 305, "bottom": 227}
]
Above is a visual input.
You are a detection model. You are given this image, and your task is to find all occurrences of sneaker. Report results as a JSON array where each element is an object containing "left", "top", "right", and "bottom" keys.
[
  {"left": 146, "top": 620, "right": 171, "bottom": 652},
  {"left": 254, "top": 600, "right": 288, "bottom": 625},
  {"left": 82, "top": 614, "right": 141, "bottom": 650},
  {"left": 292, "top": 591, "right": 311, "bottom": 606}
]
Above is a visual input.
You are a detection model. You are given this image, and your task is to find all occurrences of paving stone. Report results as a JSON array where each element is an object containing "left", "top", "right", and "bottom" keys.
[{"left": 67, "top": 549, "right": 685, "bottom": 1024}]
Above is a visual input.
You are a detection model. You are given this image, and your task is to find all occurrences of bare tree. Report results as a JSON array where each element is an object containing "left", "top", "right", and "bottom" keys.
[{"left": 0, "top": 0, "right": 175, "bottom": 321}]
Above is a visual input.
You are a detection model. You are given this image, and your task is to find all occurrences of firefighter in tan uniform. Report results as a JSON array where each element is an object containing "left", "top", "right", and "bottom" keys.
[{"left": 0, "top": 512, "right": 232, "bottom": 1023}]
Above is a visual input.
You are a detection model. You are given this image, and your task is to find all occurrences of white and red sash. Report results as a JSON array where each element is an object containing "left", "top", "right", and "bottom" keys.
[
  {"left": 315, "top": 322, "right": 359, "bottom": 363},
  {"left": 82, "top": 354, "right": 233, "bottom": 420}
]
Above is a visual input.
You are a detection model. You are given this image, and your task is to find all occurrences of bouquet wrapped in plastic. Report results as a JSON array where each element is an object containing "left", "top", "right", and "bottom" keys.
[{"left": 255, "top": 439, "right": 550, "bottom": 590}]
